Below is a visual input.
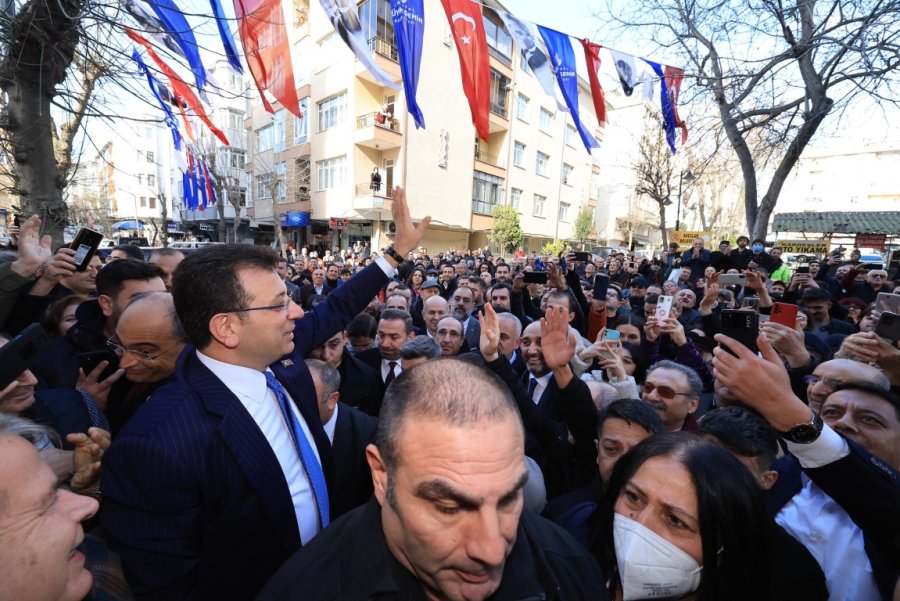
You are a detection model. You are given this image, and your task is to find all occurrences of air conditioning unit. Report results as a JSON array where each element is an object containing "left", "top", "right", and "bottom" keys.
[{"left": 388, "top": 222, "right": 396, "bottom": 234}]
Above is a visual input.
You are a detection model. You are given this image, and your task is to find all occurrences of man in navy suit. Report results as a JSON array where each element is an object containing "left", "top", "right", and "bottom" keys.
[{"left": 101, "top": 189, "right": 429, "bottom": 600}]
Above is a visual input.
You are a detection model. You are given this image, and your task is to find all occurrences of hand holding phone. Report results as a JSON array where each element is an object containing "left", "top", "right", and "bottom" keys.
[
  {"left": 770, "top": 302, "right": 799, "bottom": 328},
  {"left": 656, "top": 295, "right": 674, "bottom": 321},
  {"left": 69, "top": 228, "right": 104, "bottom": 271}
]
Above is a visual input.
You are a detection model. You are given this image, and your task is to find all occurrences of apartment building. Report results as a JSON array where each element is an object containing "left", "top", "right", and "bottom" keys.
[{"left": 241, "top": 0, "right": 623, "bottom": 254}]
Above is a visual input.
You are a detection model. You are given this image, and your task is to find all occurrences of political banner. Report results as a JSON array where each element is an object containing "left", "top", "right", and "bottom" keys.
[
  {"left": 670, "top": 230, "right": 712, "bottom": 249},
  {"left": 390, "top": 0, "right": 426, "bottom": 128}
]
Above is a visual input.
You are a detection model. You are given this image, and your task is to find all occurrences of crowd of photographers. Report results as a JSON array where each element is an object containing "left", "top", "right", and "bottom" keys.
[{"left": 0, "top": 204, "right": 897, "bottom": 601}]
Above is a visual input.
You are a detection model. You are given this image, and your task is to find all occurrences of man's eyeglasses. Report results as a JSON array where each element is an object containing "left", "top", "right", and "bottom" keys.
[
  {"left": 641, "top": 382, "right": 693, "bottom": 400},
  {"left": 804, "top": 375, "right": 842, "bottom": 388},
  {"left": 106, "top": 339, "right": 179, "bottom": 363},
  {"left": 226, "top": 299, "right": 293, "bottom": 314}
]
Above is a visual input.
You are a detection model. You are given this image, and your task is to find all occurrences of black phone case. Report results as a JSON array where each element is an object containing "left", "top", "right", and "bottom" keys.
[
  {"left": 720, "top": 310, "right": 759, "bottom": 355},
  {"left": 0, "top": 324, "right": 50, "bottom": 390}
]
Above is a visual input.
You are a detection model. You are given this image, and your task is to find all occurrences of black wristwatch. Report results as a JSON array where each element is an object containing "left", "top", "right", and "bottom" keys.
[
  {"left": 382, "top": 245, "right": 405, "bottom": 264},
  {"left": 779, "top": 410, "right": 823, "bottom": 444}
]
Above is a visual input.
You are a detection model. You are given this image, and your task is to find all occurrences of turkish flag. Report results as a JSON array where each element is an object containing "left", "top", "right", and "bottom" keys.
[
  {"left": 580, "top": 40, "right": 607, "bottom": 127},
  {"left": 440, "top": 0, "right": 490, "bottom": 140},
  {"left": 233, "top": 0, "right": 302, "bottom": 119}
]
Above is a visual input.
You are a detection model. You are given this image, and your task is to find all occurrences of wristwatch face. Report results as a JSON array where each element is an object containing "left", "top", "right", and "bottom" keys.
[{"left": 788, "top": 424, "right": 819, "bottom": 443}]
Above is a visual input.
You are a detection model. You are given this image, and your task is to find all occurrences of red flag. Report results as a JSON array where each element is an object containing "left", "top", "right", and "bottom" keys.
[
  {"left": 232, "top": 0, "right": 302, "bottom": 119},
  {"left": 664, "top": 66, "right": 688, "bottom": 144},
  {"left": 439, "top": 0, "right": 490, "bottom": 140},
  {"left": 580, "top": 40, "right": 607, "bottom": 127},
  {"left": 125, "top": 28, "right": 230, "bottom": 146}
]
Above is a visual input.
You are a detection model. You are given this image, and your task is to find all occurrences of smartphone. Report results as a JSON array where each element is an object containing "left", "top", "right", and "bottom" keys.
[
  {"left": 741, "top": 297, "right": 760, "bottom": 311},
  {"left": 770, "top": 302, "right": 799, "bottom": 327},
  {"left": 78, "top": 350, "right": 120, "bottom": 381},
  {"left": 862, "top": 263, "right": 884, "bottom": 271},
  {"left": 875, "top": 312, "right": 900, "bottom": 344},
  {"left": 874, "top": 293, "right": 900, "bottom": 315},
  {"left": 69, "top": 228, "right": 104, "bottom": 271},
  {"left": 656, "top": 295, "right": 674, "bottom": 321},
  {"left": 572, "top": 252, "right": 590, "bottom": 262},
  {"left": 720, "top": 310, "right": 760, "bottom": 355},
  {"left": 628, "top": 262, "right": 637, "bottom": 269},
  {"left": 593, "top": 274, "right": 610, "bottom": 301},
  {"left": 0, "top": 324, "right": 50, "bottom": 390},
  {"left": 795, "top": 266, "right": 810, "bottom": 275},
  {"left": 666, "top": 268, "right": 683, "bottom": 283},
  {"left": 601, "top": 329, "right": 621, "bottom": 343},
  {"left": 523, "top": 271, "right": 548, "bottom": 284},
  {"left": 719, "top": 274, "right": 747, "bottom": 286}
]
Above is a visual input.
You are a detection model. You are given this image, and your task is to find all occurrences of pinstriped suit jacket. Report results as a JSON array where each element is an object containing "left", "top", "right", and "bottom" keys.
[{"left": 100, "top": 262, "right": 390, "bottom": 601}]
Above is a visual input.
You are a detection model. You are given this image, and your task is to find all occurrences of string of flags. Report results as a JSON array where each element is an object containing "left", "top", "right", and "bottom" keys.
[{"left": 123, "top": 0, "right": 690, "bottom": 211}]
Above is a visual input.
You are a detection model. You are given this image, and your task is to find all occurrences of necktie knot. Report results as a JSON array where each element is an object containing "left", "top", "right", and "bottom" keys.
[
  {"left": 385, "top": 361, "right": 398, "bottom": 387},
  {"left": 527, "top": 377, "right": 538, "bottom": 399}
]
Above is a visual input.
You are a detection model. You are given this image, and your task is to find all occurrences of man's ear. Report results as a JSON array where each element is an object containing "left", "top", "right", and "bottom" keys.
[
  {"left": 366, "top": 444, "right": 388, "bottom": 505},
  {"left": 759, "top": 470, "right": 779, "bottom": 491},
  {"left": 97, "top": 294, "right": 115, "bottom": 318},
  {"left": 326, "top": 391, "right": 340, "bottom": 412},
  {"left": 208, "top": 313, "right": 241, "bottom": 349}
]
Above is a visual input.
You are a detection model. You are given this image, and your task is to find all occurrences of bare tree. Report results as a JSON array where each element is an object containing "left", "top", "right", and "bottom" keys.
[
  {"left": 633, "top": 120, "right": 676, "bottom": 248},
  {"left": 617, "top": 193, "right": 656, "bottom": 250},
  {"left": 605, "top": 0, "right": 900, "bottom": 239}
]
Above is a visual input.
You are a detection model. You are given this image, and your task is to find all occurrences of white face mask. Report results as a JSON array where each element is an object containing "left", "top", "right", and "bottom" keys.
[{"left": 613, "top": 513, "right": 703, "bottom": 600}]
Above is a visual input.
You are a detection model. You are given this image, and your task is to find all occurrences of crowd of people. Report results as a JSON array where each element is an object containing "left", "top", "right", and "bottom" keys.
[{"left": 0, "top": 193, "right": 897, "bottom": 601}]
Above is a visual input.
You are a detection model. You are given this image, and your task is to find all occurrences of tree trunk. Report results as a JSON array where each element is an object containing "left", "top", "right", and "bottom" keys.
[
  {"left": 657, "top": 201, "right": 669, "bottom": 248},
  {"left": 216, "top": 199, "right": 226, "bottom": 243},
  {"left": 160, "top": 193, "right": 169, "bottom": 247},
  {"left": 0, "top": 0, "right": 82, "bottom": 245},
  {"left": 272, "top": 196, "right": 286, "bottom": 257}
]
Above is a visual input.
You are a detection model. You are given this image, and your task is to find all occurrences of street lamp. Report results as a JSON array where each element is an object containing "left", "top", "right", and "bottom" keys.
[{"left": 675, "top": 170, "right": 696, "bottom": 231}]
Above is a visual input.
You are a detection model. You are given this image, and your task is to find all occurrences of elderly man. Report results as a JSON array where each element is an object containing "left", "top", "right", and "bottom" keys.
[
  {"left": 399, "top": 335, "right": 442, "bottom": 370},
  {"left": 422, "top": 294, "right": 451, "bottom": 338},
  {"left": 640, "top": 360, "right": 702, "bottom": 432},
  {"left": 258, "top": 359, "right": 607, "bottom": 600},
  {"left": 102, "top": 189, "right": 429, "bottom": 599},
  {"left": 839, "top": 267, "right": 891, "bottom": 304},
  {"left": 804, "top": 358, "right": 890, "bottom": 413},
  {"left": 299, "top": 267, "right": 330, "bottom": 307},
  {"left": 435, "top": 315, "right": 465, "bottom": 357},
  {"left": 450, "top": 285, "right": 481, "bottom": 349},
  {"left": 0, "top": 417, "right": 99, "bottom": 601}
]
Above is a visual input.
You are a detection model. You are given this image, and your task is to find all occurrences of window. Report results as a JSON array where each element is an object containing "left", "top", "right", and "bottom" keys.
[
  {"left": 358, "top": 0, "right": 397, "bottom": 59},
  {"left": 317, "top": 156, "right": 346, "bottom": 190},
  {"left": 146, "top": 151, "right": 155, "bottom": 163},
  {"left": 510, "top": 187, "right": 522, "bottom": 210},
  {"left": 294, "top": 97, "right": 310, "bottom": 144},
  {"left": 256, "top": 123, "right": 273, "bottom": 152},
  {"left": 566, "top": 125, "right": 577, "bottom": 147},
  {"left": 227, "top": 109, "right": 243, "bottom": 131},
  {"left": 516, "top": 94, "right": 529, "bottom": 121},
  {"left": 273, "top": 110, "right": 286, "bottom": 152},
  {"left": 149, "top": 197, "right": 157, "bottom": 210},
  {"left": 318, "top": 93, "right": 346, "bottom": 132},
  {"left": 513, "top": 142, "right": 526, "bottom": 168},
  {"left": 539, "top": 108, "right": 553, "bottom": 133},
  {"left": 226, "top": 149, "right": 246, "bottom": 169},
  {"left": 275, "top": 162, "right": 287, "bottom": 203},
  {"left": 562, "top": 164, "right": 573, "bottom": 185},
  {"left": 482, "top": 8, "right": 512, "bottom": 64},
  {"left": 532, "top": 194, "right": 545, "bottom": 217},
  {"left": 471, "top": 170, "right": 505, "bottom": 215},
  {"left": 139, "top": 196, "right": 147, "bottom": 208},
  {"left": 489, "top": 69, "right": 510, "bottom": 118},
  {"left": 536, "top": 151, "right": 549, "bottom": 176},
  {"left": 137, "top": 174, "right": 143, "bottom": 185},
  {"left": 256, "top": 173, "right": 273, "bottom": 200},
  {"left": 558, "top": 201, "right": 570, "bottom": 222},
  {"left": 147, "top": 174, "right": 156, "bottom": 187}
]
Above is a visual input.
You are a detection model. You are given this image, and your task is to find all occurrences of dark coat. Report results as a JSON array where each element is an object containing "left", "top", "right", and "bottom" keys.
[
  {"left": 257, "top": 498, "right": 609, "bottom": 601},
  {"left": 336, "top": 348, "right": 383, "bottom": 417},
  {"left": 330, "top": 403, "right": 378, "bottom": 519}
]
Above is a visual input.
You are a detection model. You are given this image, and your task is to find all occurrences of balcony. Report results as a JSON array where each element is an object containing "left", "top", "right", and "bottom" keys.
[
  {"left": 488, "top": 101, "right": 509, "bottom": 133},
  {"left": 354, "top": 112, "right": 402, "bottom": 150},
  {"left": 474, "top": 147, "right": 506, "bottom": 178},
  {"left": 353, "top": 182, "right": 393, "bottom": 218},
  {"left": 354, "top": 35, "right": 402, "bottom": 85}
]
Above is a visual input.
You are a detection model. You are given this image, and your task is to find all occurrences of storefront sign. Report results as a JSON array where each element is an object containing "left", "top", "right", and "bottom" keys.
[
  {"left": 777, "top": 240, "right": 829, "bottom": 254},
  {"left": 670, "top": 231, "right": 713, "bottom": 249},
  {"left": 854, "top": 233, "right": 886, "bottom": 250},
  {"left": 329, "top": 217, "right": 348, "bottom": 230}
]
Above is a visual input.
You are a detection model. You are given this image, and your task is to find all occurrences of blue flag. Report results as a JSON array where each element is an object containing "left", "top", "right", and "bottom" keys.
[
  {"left": 132, "top": 49, "right": 182, "bottom": 151},
  {"left": 537, "top": 26, "right": 598, "bottom": 153},
  {"left": 209, "top": 0, "right": 243, "bottom": 74},
  {"left": 146, "top": 0, "right": 208, "bottom": 97},
  {"left": 182, "top": 170, "right": 193, "bottom": 209},
  {"left": 643, "top": 59, "right": 677, "bottom": 154},
  {"left": 390, "top": 0, "right": 425, "bottom": 128}
]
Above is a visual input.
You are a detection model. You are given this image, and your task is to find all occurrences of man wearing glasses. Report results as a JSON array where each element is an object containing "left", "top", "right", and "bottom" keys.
[
  {"left": 640, "top": 360, "right": 703, "bottom": 432},
  {"left": 102, "top": 188, "right": 430, "bottom": 600}
]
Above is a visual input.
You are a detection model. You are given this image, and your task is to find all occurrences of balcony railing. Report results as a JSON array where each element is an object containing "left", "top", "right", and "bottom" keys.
[
  {"left": 368, "top": 35, "right": 398, "bottom": 62},
  {"left": 472, "top": 199, "right": 497, "bottom": 216},
  {"left": 474, "top": 148, "right": 501, "bottom": 166},
  {"left": 354, "top": 182, "right": 394, "bottom": 198},
  {"left": 487, "top": 45, "right": 512, "bottom": 67},
  {"left": 490, "top": 101, "right": 508, "bottom": 119},
  {"left": 356, "top": 112, "right": 401, "bottom": 132}
]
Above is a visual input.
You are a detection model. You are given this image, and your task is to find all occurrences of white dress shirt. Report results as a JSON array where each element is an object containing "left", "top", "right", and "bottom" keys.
[
  {"left": 197, "top": 351, "right": 322, "bottom": 545},
  {"left": 323, "top": 404, "right": 339, "bottom": 444},
  {"left": 527, "top": 372, "right": 553, "bottom": 405},
  {"left": 381, "top": 358, "right": 401, "bottom": 383},
  {"left": 775, "top": 425, "right": 879, "bottom": 601}
]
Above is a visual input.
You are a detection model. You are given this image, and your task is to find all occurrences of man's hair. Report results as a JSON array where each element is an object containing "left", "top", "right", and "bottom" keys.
[
  {"left": 276, "top": 257, "right": 289, "bottom": 266},
  {"left": 172, "top": 244, "right": 279, "bottom": 348},
  {"left": 96, "top": 259, "right": 166, "bottom": 298},
  {"left": 467, "top": 277, "right": 487, "bottom": 294},
  {"left": 648, "top": 359, "right": 703, "bottom": 398},
  {"left": 391, "top": 283, "right": 411, "bottom": 293},
  {"left": 379, "top": 308, "right": 413, "bottom": 334},
  {"left": 490, "top": 282, "right": 513, "bottom": 297},
  {"left": 496, "top": 311, "right": 522, "bottom": 338},
  {"left": 698, "top": 406, "right": 779, "bottom": 471},
  {"left": 375, "top": 359, "right": 520, "bottom": 489},
  {"left": 149, "top": 247, "right": 185, "bottom": 261},
  {"left": 125, "top": 291, "right": 186, "bottom": 342},
  {"left": 545, "top": 289, "right": 572, "bottom": 311},
  {"left": 305, "top": 358, "right": 341, "bottom": 399},
  {"left": 597, "top": 399, "right": 664, "bottom": 439},
  {"left": 400, "top": 335, "right": 442, "bottom": 360},
  {"left": 830, "top": 382, "right": 900, "bottom": 421},
  {"left": 0, "top": 413, "right": 59, "bottom": 447},
  {"left": 112, "top": 244, "right": 145, "bottom": 261},
  {"left": 385, "top": 294, "right": 410, "bottom": 309},
  {"left": 346, "top": 312, "right": 377, "bottom": 338}
]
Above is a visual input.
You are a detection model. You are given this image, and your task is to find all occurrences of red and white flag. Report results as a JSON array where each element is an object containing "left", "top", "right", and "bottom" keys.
[
  {"left": 664, "top": 66, "right": 688, "bottom": 144},
  {"left": 580, "top": 39, "right": 607, "bottom": 127},
  {"left": 439, "top": 0, "right": 490, "bottom": 140}
]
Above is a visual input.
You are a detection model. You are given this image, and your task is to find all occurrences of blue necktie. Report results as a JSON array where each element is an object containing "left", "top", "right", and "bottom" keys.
[
  {"left": 78, "top": 390, "right": 110, "bottom": 431},
  {"left": 527, "top": 377, "right": 538, "bottom": 400},
  {"left": 264, "top": 372, "right": 330, "bottom": 529}
]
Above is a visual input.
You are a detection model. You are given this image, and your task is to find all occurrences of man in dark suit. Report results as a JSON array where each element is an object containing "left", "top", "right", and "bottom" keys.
[
  {"left": 308, "top": 330, "right": 382, "bottom": 417},
  {"left": 450, "top": 284, "right": 481, "bottom": 350},
  {"left": 298, "top": 267, "right": 330, "bottom": 308},
  {"left": 354, "top": 309, "right": 415, "bottom": 393},
  {"left": 306, "top": 359, "right": 377, "bottom": 518},
  {"left": 101, "top": 189, "right": 429, "bottom": 600}
]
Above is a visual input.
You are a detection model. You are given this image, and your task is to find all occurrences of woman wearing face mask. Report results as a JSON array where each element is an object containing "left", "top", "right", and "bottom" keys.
[{"left": 592, "top": 432, "right": 768, "bottom": 601}]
